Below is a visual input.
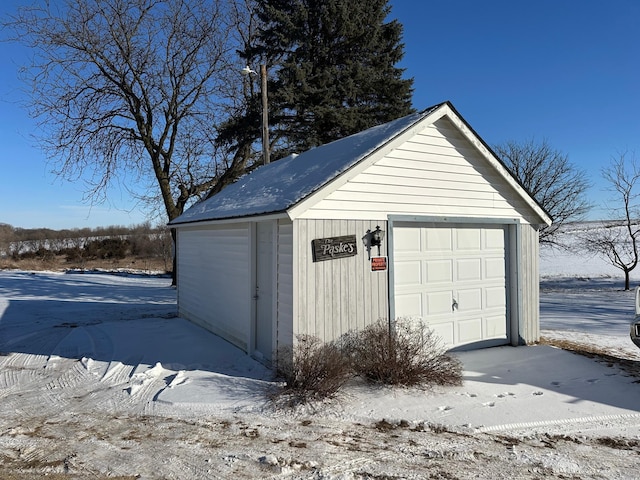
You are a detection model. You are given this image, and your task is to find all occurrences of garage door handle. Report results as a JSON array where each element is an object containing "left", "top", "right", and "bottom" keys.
[{"left": 452, "top": 299, "right": 458, "bottom": 311}]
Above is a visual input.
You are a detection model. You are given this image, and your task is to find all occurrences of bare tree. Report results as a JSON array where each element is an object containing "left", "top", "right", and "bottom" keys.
[
  {"left": 6, "top": 1, "right": 260, "bottom": 214},
  {"left": 493, "top": 139, "right": 591, "bottom": 245},
  {"left": 6, "top": 0, "right": 263, "bottom": 281},
  {"left": 583, "top": 152, "right": 640, "bottom": 290}
]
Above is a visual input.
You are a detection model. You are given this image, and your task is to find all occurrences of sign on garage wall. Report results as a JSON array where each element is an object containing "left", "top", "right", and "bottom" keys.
[
  {"left": 312, "top": 235, "right": 358, "bottom": 262},
  {"left": 371, "top": 256, "right": 388, "bottom": 271}
]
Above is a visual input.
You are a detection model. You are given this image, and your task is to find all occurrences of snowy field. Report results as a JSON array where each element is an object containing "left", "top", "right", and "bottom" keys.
[{"left": 1, "top": 240, "right": 640, "bottom": 478}]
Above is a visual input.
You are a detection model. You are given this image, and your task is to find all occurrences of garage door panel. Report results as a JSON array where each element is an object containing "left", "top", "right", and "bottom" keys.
[
  {"left": 429, "top": 322, "right": 455, "bottom": 346},
  {"left": 485, "top": 314, "right": 507, "bottom": 338},
  {"left": 395, "top": 261, "right": 422, "bottom": 286},
  {"left": 458, "top": 317, "right": 483, "bottom": 343},
  {"left": 395, "top": 228, "right": 422, "bottom": 252},
  {"left": 426, "top": 259, "right": 453, "bottom": 283},
  {"left": 426, "top": 291, "right": 453, "bottom": 315},
  {"left": 426, "top": 228, "right": 452, "bottom": 251},
  {"left": 395, "top": 293, "right": 423, "bottom": 318},
  {"left": 456, "top": 258, "right": 482, "bottom": 281},
  {"left": 457, "top": 288, "right": 482, "bottom": 311},
  {"left": 486, "top": 286, "right": 506, "bottom": 308},
  {"left": 393, "top": 223, "right": 508, "bottom": 350},
  {"left": 485, "top": 228, "right": 506, "bottom": 248},
  {"left": 456, "top": 228, "right": 481, "bottom": 250},
  {"left": 486, "top": 257, "right": 506, "bottom": 279}
]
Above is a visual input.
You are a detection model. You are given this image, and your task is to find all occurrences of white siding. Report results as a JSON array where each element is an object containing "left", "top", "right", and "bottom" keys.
[
  {"left": 516, "top": 223, "right": 541, "bottom": 344},
  {"left": 254, "top": 221, "right": 275, "bottom": 361},
  {"left": 293, "top": 219, "right": 389, "bottom": 343},
  {"left": 299, "top": 117, "right": 537, "bottom": 223},
  {"left": 277, "top": 219, "right": 294, "bottom": 348},
  {"left": 176, "top": 223, "right": 252, "bottom": 350}
]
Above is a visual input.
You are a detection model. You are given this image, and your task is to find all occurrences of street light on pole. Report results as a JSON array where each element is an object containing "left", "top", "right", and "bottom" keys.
[{"left": 241, "top": 64, "right": 270, "bottom": 165}]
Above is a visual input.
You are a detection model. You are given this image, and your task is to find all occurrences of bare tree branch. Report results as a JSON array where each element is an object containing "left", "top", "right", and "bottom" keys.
[
  {"left": 6, "top": 0, "right": 259, "bottom": 221},
  {"left": 582, "top": 152, "right": 640, "bottom": 290},
  {"left": 493, "top": 138, "right": 592, "bottom": 246}
]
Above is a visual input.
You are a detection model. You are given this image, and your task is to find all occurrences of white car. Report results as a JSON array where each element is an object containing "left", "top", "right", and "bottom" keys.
[{"left": 632, "top": 287, "right": 640, "bottom": 348}]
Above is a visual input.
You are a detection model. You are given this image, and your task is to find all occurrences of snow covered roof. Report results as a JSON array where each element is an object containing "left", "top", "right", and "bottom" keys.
[
  {"left": 169, "top": 103, "right": 446, "bottom": 225},
  {"left": 170, "top": 101, "right": 551, "bottom": 226}
]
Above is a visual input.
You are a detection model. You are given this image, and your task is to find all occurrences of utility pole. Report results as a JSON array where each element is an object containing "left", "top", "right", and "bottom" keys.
[{"left": 260, "top": 64, "right": 270, "bottom": 165}]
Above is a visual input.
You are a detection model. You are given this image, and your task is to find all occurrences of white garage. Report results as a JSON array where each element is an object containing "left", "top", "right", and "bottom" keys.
[{"left": 170, "top": 101, "right": 551, "bottom": 361}]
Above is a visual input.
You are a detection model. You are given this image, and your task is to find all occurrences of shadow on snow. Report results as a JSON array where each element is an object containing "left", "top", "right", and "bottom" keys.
[{"left": 0, "top": 270, "right": 270, "bottom": 382}]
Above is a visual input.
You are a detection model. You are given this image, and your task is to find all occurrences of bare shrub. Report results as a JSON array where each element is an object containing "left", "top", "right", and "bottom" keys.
[
  {"left": 273, "top": 335, "right": 352, "bottom": 406},
  {"left": 269, "top": 321, "right": 462, "bottom": 405},
  {"left": 84, "top": 238, "right": 130, "bottom": 259},
  {"left": 343, "top": 319, "right": 463, "bottom": 387}
]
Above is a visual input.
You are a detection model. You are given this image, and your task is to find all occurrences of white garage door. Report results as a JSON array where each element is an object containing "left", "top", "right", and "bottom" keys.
[{"left": 393, "top": 223, "right": 508, "bottom": 349}]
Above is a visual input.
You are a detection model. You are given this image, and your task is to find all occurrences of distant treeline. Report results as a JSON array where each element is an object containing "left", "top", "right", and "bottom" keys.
[
  {"left": 0, "top": 222, "right": 164, "bottom": 243},
  {"left": 0, "top": 222, "right": 172, "bottom": 269}
]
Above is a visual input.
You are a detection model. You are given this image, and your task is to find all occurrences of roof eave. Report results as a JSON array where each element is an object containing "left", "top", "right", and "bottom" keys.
[{"left": 169, "top": 210, "right": 289, "bottom": 228}]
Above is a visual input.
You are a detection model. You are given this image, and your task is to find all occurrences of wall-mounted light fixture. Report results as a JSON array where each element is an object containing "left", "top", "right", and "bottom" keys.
[
  {"left": 371, "top": 225, "right": 385, "bottom": 251},
  {"left": 362, "top": 225, "right": 385, "bottom": 259}
]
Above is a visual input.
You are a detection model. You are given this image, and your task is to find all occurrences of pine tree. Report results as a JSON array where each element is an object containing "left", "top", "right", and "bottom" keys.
[{"left": 250, "top": 0, "right": 415, "bottom": 156}]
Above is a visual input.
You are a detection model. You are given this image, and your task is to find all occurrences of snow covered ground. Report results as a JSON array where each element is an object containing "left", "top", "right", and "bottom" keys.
[{"left": 0, "top": 241, "right": 639, "bottom": 479}]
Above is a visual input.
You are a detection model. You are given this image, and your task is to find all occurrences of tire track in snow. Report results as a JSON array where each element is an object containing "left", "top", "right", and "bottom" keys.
[
  {"left": 476, "top": 412, "right": 640, "bottom": 433},
  {"left": 79, "top": 324, "right": 114, "bottom": 378},
  {"left": 92, "top": 359, "right": 142, "bottom": 414},
  {"left": 44, "top": 357, "right": 87, "bottom": 389},
  {"left": 0, "top": 352, "right": 48, "bottom": 389},
  {"left": 80, "top": 356, "right": 109, "bottom": 378},
  {"left": 2, "top": 352, "right": 124, "bottom": 420},
  {"left": 100, "top": 357, "right": 140, "bottom": 386},
  {"left": 2, "top": 325, "right": 70, "bottom": 355},
  {"left": 29, "top": 357, "right": 92, "bottom": 412},
  {"left": 1, "top": 326, "right": 121, "bottom": 415},
  {"left": 94, "top": 357, "right": 176, "bottom": 414},
  {"left": 125, "top": 363, "right": 174, "bottom": 415},
  {"left": 0, "top": 353, "right": 51, "bottom": 414},
  {"left": 33, "top": 326, "right": 123, "bottom": 412}
]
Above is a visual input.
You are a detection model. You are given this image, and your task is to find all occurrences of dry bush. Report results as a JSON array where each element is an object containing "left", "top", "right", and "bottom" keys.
[
  {"left": 270, "top": 321, "right": 462, "bottom": 405},
  {"left": 343, "top": 319, "right": 463, "bottom": 387},
  {"left": 273, "top": 335, "right": 352, "bottom": 405}
]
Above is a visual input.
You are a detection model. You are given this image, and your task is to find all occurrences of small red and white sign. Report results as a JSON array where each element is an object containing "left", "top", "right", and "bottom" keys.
[{"left": 371, "top": 256, "right": 387, "bottom": 272}]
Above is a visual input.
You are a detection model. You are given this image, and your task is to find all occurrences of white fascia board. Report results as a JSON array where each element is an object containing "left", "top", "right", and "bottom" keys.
[{"left": 286, "top": 106, "right": 449, "bottom": 221}]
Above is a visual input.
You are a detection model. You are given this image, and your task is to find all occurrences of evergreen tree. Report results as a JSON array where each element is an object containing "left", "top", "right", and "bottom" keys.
[{"left": 249, "top": 0, "right": 414, "bottom": 156}]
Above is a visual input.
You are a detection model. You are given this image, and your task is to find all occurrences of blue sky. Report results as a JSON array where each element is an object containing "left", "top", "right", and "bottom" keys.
[{"left": 1, "top": 0, "right": 639, "bottom": 229}]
